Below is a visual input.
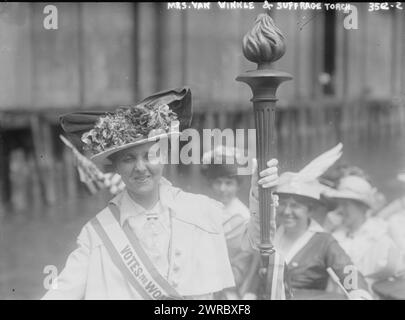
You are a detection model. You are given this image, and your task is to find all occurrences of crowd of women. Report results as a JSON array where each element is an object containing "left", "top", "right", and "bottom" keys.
[{"left": 203, "top": 144, "right": 405, "bottom": 300}]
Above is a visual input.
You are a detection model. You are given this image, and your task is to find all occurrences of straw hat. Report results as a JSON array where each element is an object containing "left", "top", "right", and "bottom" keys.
[
  {"left": 322, "top": 175, "right": 378, "bottom": 208},
  {"left": 60, "top": 87, "right": 192, "bottom": 166},
  {"left": 275, "top": 143, "right": 343, "bottom": 204}
]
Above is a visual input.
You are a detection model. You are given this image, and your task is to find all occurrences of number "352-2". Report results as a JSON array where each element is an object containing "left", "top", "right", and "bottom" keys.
[{"left": 369, "top": 2, "right": 403, "bottom": 11}]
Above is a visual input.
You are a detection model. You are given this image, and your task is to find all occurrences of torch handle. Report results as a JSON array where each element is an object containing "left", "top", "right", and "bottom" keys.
[{"left": 253, "top": 103, "right": 278, "bottom": 256}]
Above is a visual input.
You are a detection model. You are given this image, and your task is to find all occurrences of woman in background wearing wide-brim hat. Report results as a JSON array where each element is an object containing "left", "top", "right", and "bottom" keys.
[
  {"left": 323, "top": 174, "right": 402, "bottom": 292},
  {"left": 42, "top": 87, "right": 280, "bottom": 300},
  {"left": 270, "top": 143, "right": 372, "bottom": 299},
  {"left": 320, "top": 165, "right": 386, "bottom": 233},
  {"left": 201, "top": 146, "right": 257, "bottom": 300}
]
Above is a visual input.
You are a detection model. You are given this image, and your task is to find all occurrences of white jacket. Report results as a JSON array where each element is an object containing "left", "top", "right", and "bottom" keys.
[{"left": 42, "top": 179, "right": 236, "bottom": 299}]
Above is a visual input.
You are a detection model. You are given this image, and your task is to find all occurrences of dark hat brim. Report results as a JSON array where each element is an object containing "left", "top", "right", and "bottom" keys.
[{"left": 201, "top": 163, "right": 241, "bottom": 178}]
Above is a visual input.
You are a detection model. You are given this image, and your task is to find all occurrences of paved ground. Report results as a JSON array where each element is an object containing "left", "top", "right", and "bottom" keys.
[{"left": 0, "top": 193, "right": 107, "bottom": 299}]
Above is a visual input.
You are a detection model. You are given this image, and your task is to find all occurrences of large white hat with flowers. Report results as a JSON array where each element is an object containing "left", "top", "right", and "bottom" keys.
[{"left": 60, "top": 87, "right": 192, "bottom": 166}]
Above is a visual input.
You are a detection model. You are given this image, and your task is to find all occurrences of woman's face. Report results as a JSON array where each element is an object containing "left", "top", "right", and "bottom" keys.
[
  {"left": 277, "top": 196, "right": 310, "bottom": 231},
  {"left": 211, "top": 176, "right": 239, "bottom": 206},
  {"left": 112, "top": 142, "right": 164, "bottom": 197},
  {"left": 338, "top": 199, "right": 366, "bottom": 230}
]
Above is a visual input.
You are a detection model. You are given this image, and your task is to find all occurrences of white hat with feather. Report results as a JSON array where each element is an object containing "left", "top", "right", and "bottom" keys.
[{"left": 276, "top": 143, "right": 343, "bottom": 203}]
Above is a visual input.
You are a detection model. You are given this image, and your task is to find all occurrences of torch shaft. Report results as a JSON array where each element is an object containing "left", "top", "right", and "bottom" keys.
[
  {"left": 236, "top": 73, "right": 291, "bottom": 264},
  {"left": 253, "top": 102, "right": 277, "bottom": 251}
]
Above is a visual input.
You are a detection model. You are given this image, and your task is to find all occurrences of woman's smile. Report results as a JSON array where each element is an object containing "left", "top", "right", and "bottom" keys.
[
  {"left": 132, "top": 175, "right": 152, "bottom": 184},
  {"left": 281, "top": 215, "right": 298, "bottom": 226}
]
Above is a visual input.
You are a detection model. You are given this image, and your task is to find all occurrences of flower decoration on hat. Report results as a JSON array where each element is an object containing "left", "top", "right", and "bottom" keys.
[
  {"left": 81, "top": 103, "right": 178, "bottom": 155},
  {"left": 60, "top": 87, "right": 192, "bottom": 158}
]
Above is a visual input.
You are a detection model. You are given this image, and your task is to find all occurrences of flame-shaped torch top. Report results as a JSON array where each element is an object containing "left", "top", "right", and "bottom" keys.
[{"left": 242, "top": 14, "right": 286, "bottom": 69}]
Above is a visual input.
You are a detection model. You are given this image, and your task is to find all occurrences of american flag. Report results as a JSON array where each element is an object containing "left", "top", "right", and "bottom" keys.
[{"left": 59, "top": 135, "right": 125, "bottom": 195}]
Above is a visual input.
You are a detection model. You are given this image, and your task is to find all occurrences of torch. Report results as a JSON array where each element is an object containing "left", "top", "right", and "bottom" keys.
[{"left": 236, "top": 13, "right": 292, "bottom": 299}]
